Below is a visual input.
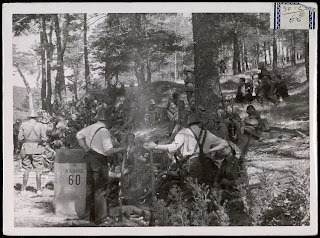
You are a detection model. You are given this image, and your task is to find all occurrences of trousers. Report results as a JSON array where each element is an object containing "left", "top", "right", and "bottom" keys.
[{"left": 85, "top": 150, "right": 110, "bottom": 224}]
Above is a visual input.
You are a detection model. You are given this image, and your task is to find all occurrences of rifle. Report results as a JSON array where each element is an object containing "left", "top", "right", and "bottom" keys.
[
  {"left": 239, "top": 135, "right": 252, "bottom": 201},
  {"left": 230, "top": 96, "right": 236, "bottom": 142},
  {"left": 118, "top": 149, "right": 127, "bottom": 223}
]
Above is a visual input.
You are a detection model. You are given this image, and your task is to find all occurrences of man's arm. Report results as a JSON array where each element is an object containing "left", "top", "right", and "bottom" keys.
[
  {"left": 76, "top": 128, "right": 89, "bottom": 152},
  {"left": 147, "top": 130, "right": 184, "bottom": 153},
  {"left": 18, "top": 123, "right": 24, "bottom": 142},
  {"left": 207, "top": 133, "right": 230, "bottom": 153}
]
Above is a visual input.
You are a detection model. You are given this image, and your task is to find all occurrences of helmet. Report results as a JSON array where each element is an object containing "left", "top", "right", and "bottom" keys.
[
  {"left": 95, "top": 108, "right": 112, "bottom": 121},
  {"left": 29, "top": 110, "right": 38, "bottom": 118},
  {"left": 187, "top": 113, "right": 201, "bottom": 125}
]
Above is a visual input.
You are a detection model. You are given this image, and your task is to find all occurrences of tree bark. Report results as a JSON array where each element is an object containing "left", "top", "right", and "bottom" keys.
[
  {"left": 40, "top": 30, "right": 47, "bottom": 110},
  {"left": 272, "top": 30, "right": 277, "bottom": 72},
  {"left": 268, "top": 42, "right": 272, "bottom": 68},
  {"left": 304, "top": 31, "right": 309, "bottom": 81},
  {"left": 84, "top": 13, "right": 90, "bottom": 93},
  {"left": 54, "top": 14, "right": 70, "bottom": 106},
  {"left": 233, "top": 30, "right": 240, "bottom": 74},
  {"left": 146, "top": 60, "right": 152, "bottom": 83},
  {"left": 292, "top": 30, "right": 296, "bottom": 66},
  {"left": 264, "top": 41, "right": 267, "bottom": 66},
  {"left": 256, "top": 43, "right": 260, "bottom": 67},
  {"left": 192, "top": 13, "right": 222, "bottom": 111},
  {"left": 15, "top": 65, "right": 34, "bottom": 111}
]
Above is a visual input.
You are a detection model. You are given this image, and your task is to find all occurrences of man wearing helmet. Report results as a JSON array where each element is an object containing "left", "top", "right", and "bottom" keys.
[
  {"left": 76, "top": 107, "right": 127, "bottom": 224},
  {"left": 18, "top": 111, "right": 48, "bottom": 195},
  {"left": 146, "top": 113, "right": 230, "bottom": 185}
]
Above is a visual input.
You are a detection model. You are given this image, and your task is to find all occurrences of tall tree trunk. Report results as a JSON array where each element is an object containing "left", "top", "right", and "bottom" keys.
[
  {"left": 233, "top": 30, "right": 240, "bottom": 74},
  {"left": 84, "top": 13, "right": 90, "bottom": 93},
  {"left": 192, "top": 13, "right": 221, "bottom": 111},
  {"left": 146, "top": 60, "right": 152, "bottom": 83},
  {"left": 304, "top": 31, "right": 309, "bottom": 81},
  {"left": 264, "top": 41, "right": 267, "bottom": 66},
  {"left": 40, "top": 30, "right": 46, "bottom": 110},
  {"left": 272, "top": 30, "right": 277, "bottom": 72},
  {"left": 292, "top": 30, "right": 296, "bottom": 66},
  {"left": 256, "top": 43, "right": 260, "bottom": 67},
  {"left": 43, "top": 16, "right": 54, "bottom": 114},
  {"left": 244, "top": 43, "right": 248, "bottom": 70},
  {"left": 54, "top": 14, "right": 70, "bottom": 106},
  {"left": 268, "top": 42, "right": 272, "bottom": 68},
  {"left": 15, "top": 65, "right": 34, "bottom": 111}
]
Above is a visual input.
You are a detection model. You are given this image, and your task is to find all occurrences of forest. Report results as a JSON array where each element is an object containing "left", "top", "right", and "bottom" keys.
[
  {"left": 12, "top": 13, "right": 310, "bottom": 228},
  {"left": 13, "top": 13, "right": 308, "bottom": 115}
]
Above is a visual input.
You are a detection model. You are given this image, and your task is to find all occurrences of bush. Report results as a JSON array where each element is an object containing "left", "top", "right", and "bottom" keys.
[{"left": 153, "top": 165, "right": 310, "bottom": 226}]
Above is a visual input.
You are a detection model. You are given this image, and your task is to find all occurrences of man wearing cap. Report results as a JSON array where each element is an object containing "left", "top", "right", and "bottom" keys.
[
  {"left": 146, "top": 113, "right": 230, "bottom": 185},
  {"left": 18, "top": 111, "right": 48, "bottom": 195},
  {"left": 76, "top": 107, "right": 127, "bottom": 224}
]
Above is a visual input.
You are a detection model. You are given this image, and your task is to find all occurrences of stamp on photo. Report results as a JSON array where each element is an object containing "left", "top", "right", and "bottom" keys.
[{"left": 272, "top": 2, "right": 317, "bottom": 30}]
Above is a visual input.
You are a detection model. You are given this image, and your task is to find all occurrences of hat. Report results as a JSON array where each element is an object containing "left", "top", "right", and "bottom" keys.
[
  {"left": 95, "top": 108, "right": 112, "bottom": 121},
  {"left": 150, "top": 99, "right": 156, "bottom": 105},
  {"left": 29, "top": 110, "right": 38, "bottom": 118},
  {"left": 187, "top": 113, "right": 201, "bottom": 125}
]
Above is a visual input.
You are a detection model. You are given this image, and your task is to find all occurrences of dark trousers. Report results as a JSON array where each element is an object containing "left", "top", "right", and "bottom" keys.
[{"left": 85, "top": 150, "right": 110, "bottom": 224}]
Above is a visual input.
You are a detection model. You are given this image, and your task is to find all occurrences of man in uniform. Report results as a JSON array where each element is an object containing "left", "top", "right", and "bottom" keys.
[
  {"left": 13, "top": 118, "right": 22, "bottom": 154},
  {"left": 235, "top": 78, "right": 252, "bottom": 103},
  {"left": 76, "top": 107, "right": 127, "bottom": 224},
  {"left": 257, "top": 63, "right": 279, "bottom": 105},
  {"left": 18, "top": 111, "right": 48, "bottom": 195},
  {"left": 145, "top": 99, "right": 160, "bottom": 126},
  {"left": 146, "top": 113, "right": 230, "bottom": 186}
]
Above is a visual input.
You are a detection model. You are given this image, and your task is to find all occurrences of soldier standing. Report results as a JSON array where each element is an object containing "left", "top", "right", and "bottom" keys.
[
  {"left": 18, "top": 111, "right": 48, "bottom": 195},
  {"left": 13, "top": 118, "right": 21, "bottom": 154},
  {"left": 76, "top": 108, "right": 127, "bottom": 224}
]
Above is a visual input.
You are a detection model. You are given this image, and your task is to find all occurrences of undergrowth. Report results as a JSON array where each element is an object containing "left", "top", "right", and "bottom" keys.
[{"left": 154, "top": 165, "right": 310, "bottom": 226}]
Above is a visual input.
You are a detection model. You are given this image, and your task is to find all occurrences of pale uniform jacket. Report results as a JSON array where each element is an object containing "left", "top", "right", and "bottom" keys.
[
  {"left": 165, "top": 127, "right": 229, "bottom": 159},
  {"left": 76, "top": 121, "right": 113, "bottom": 156},
  {"left": 18, "top": 119, "right": 47, "bottom": 143}
]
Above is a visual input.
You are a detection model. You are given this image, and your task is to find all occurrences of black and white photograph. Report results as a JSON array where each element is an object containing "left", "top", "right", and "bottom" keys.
[{"left": 3, "top": 2, "right": 318, "bottom": 236}]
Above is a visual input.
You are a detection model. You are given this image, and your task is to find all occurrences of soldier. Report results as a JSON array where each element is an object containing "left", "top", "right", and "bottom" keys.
[
  {"left": 18, "top": 111, "right": 48, "bottom": 195},
  {"left": 145, "top": 99, "right": 160, "bottom": 126},
  {"left": 171, "top": 99, "right": 190, "bottom": 138},
  {"left": 47, "top": 117, "right": 65, "bottom": 150},
  {"left": 13, "top": 118, "right": 22, "bottom": 154},
  {"left": 146, "top": 113, "right": 230, "bottom": 186},
  {"left": 272, "top": 74, "right": 289, "bottom": 100},
  {"left": 257, "top": 63, "right": 279, "bottom": 105},
  {"left": 184, "top": 68, "right": 195, "bottom": 105},
  {"left": 235, "top": 78, "right": 252, "bottom": 103},
  {"left": 76, "top": 107, "right": 127, "bottom": 224}
]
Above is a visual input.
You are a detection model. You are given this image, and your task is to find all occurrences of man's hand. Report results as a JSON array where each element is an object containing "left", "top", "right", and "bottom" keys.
[{"left": 143, "top": 142, "right": 156, "bottom": 150}]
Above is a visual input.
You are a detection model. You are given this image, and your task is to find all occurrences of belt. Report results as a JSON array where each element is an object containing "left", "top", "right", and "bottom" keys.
[{"left": 88, "top": 149, "right": 107, "bottom": 158}]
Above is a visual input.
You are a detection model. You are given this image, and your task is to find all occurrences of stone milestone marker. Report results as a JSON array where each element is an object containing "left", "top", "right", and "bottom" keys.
[{"left": 54, "top": 149, "right": 87, "bottom": 218}]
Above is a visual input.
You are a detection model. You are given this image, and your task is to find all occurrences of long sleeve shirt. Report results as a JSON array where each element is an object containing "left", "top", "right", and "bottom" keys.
[{"left": 76, "top": 121, "right": 113, "bottom": 156}]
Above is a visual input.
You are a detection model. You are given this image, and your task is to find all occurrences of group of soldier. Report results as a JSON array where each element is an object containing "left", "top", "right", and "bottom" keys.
[
  {"left": 13, "top": 64, "right": 277, "bottom": 224},
  {"left": 235, "top": 62, "right": 289, "bottom": 105}
]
